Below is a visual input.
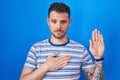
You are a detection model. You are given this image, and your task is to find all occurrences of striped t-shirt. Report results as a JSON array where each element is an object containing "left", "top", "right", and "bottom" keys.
[{"left": 24, "top": 39, "right": 95, "bottom": 80}]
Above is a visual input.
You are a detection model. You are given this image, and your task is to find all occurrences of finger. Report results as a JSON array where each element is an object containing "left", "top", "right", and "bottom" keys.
[
  {"left": 100, "top": 34, "right": 104, "bottom": 43},
  {"left": 98, "top": 30, "right": 101, "bottom": 42},
  {"left": 58, "top": 57, "right": 71, "bottom": 63},
  {"left": 49, "top": 52, "right": 58, "bottom": 57},
  {"left": 59, "top": 55, "right": 71, "bottom": 59},
  {"left": 89, "top": 39, "right": 93, "bottom": 49},
  {"left": 57, "top": 55, "right": 71, "bottom": 62},
  {"left": 58, "top": 59, "right": 71, "bottom": 65},
  {"left": 57, "top": 62, "right": 68, "bottom": 69},
  {"left": 92, "top": 30, "right": 95, "bottom": 41},
  {"left": 57, "top": 59, "right": 70, "bottom": 67},
  {"left": 95, "top": 29, "right": 98, "bottom": 41},
  {"left": 55, "top": 59, "right": 70, "bottom": 70},
  {"left": 56, "top": 56, "right": 71, "bottom": 65}
]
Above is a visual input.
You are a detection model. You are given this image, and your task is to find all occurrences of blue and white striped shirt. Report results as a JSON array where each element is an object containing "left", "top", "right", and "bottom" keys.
[{"left": 24, "top": 39, "right": 95, "bottom": 80}]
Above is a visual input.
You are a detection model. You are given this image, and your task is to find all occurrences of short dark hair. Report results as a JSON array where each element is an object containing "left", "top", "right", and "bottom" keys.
[{"left": 48, "top": 2, "right": 70, "bottom": 18}]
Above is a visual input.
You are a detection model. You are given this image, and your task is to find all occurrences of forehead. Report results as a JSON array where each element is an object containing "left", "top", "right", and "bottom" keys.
[{"left": 49, "top": 11, "right": 69, "bottom": 20}]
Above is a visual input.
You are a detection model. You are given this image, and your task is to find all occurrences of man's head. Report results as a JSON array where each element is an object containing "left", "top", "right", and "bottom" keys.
[
  {"left": 47, "top": 2, "right": 71, "bottom": 39},
  {"left": 48, "top": 2, "right": 70, "bottom": 18}
]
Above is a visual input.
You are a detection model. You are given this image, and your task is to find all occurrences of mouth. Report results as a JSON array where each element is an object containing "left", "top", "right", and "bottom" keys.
[{"left": 55, "top": 30, "right": 63, "bottom": 33}]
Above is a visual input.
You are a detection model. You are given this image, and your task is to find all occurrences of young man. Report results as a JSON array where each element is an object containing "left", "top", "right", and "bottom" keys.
[{"left": 20, "top": 2, "right": 104, "bottom": 80}]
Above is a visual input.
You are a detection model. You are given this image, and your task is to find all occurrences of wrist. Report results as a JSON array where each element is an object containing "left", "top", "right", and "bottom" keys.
[
  {"left": 40, "top": 63, "right": 50, "bottom": 72},
  {"left": 94, "top": 57, "right": 104, "bottom": 62}
]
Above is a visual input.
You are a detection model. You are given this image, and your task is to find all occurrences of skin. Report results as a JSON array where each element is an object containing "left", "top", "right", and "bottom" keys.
[
  {"left": 20, "top": 11, "right": 71, "bottom": 80},
  {"left": 47, "top": 11, "right": 71, "bottom": 44},
  {"left": 20, "top": 11, "right": 105, "bottom": 80},
  {"left": 85, "top": 29, "right": 105, "bottom": 80}
]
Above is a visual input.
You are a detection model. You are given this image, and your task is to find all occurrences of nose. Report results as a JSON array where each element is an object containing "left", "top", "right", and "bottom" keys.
[{"left": 56, "top": 22, "right": 62, "bottom": 29}]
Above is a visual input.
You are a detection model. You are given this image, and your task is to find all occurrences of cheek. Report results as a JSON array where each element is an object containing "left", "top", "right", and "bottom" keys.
[
  {"left": 49, "top": 26, "right": 55, "bottom": 32},
  {"left": 49, "top": 23, "right": 56, "bottom": 28},
  {"left": 64, "top": 25, "right": 69, "bottom": 29}
]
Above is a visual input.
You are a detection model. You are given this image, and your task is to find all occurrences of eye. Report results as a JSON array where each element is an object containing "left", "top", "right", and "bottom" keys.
[
  {"left": 61, "top": 20, "right": 67, "bottom": 24},
  {"left": 51, "top": 20, "right": 57, "bottom": 24}
]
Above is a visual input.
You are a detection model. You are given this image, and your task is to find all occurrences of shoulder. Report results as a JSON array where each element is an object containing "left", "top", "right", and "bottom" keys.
[
  {"left": 69, "top": 39, "right": 85, "bottom": 47},
  {"left": 68, "top": 39, "right": 87, "bottom": 52},
  {"left": 33, "top": 39, "right": 48, "bottom": 46},
  {"left": 30, "top": 39, "right": 49, "bottom": 50}
]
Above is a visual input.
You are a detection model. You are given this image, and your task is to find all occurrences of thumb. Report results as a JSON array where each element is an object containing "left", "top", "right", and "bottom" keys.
[{"left": 89, "top": 39, "right": 93, "bottom": 49}]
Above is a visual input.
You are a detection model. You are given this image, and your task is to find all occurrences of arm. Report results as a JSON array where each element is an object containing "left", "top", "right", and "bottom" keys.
[
  {"left": 84, "top": 29, "right": 105, "bottom": 80},
  {"left": 20, "top": 53, "right": 71, "bottom": 80},
  {"left": 20, "top": 64, "right": 49, "bottom": 80},
  {"left": 84, "top": 61, "right": 104, "bottom": 80}
]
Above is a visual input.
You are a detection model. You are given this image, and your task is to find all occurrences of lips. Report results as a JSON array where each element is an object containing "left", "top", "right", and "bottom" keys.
[{"left": 55, "top": 30, "right": 63, "bottom": 33}]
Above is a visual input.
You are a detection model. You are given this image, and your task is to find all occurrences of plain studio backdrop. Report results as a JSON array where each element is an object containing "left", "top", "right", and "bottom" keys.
[{"left": 0, "top": 0, "right": 120, "bottom": 80}]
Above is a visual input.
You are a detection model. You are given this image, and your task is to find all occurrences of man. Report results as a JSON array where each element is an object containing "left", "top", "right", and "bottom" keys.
[{"left": 20, "top": 2, "right": 104, "bottom": 80}]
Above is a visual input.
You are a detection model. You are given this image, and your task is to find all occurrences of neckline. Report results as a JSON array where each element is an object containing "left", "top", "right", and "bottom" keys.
[{"left": 48, "top": 38, "right": 69, "bottom": 46}]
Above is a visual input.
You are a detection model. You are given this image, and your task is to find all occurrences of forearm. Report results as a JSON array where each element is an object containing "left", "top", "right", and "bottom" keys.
[
  {"left": 20, "top": 64, "right": 48, "bottom": 80},
  {"left": 91, "top": 62, "right": 104, "bottom": 80}
]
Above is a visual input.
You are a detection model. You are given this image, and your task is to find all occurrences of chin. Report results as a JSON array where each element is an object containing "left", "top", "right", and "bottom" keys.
[
  {"left": 52, "top": 32, "right": 66, "bottom": 39},
  {"left": 54, "top": 35, "right": 65, "bottom": 39}
]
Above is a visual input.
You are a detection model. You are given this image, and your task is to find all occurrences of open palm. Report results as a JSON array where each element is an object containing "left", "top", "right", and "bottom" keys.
[{"left": 89, "top": 29, "right": 105, "bottom": 58}]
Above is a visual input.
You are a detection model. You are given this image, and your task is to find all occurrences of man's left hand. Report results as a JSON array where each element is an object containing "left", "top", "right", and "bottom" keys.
[{"left": 89, "top": 29, "right": 105, "bottom": 58}]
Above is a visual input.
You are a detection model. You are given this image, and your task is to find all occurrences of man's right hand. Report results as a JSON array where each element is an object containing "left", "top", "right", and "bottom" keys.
[{"left": 43, "top": 52, "right": 71, "bottom": 71}]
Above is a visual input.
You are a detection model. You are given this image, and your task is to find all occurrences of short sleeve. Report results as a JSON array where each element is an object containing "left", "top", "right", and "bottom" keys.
[
  {"left": 24, "top": 45, "right": 37, "bottom": 70},
  {"left": 81, "top": 48, "right": 95, "bottom": 70}
]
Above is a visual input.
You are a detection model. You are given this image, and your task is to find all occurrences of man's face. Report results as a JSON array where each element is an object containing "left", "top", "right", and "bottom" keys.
[{"left": 48, "top": 11, "right": 71, "bottom": 39}]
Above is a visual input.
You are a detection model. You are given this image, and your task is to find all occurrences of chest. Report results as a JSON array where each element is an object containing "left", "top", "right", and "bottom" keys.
[{"left": 36, "top": 46, "right": 84, "bottom": 69}]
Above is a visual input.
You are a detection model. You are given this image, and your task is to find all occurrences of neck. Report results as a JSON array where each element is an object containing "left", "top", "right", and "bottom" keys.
[{"left": 50, "top": 36, "right": 68, "bottom": 45}]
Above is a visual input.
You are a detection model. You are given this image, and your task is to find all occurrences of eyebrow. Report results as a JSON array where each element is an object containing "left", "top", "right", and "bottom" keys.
[{"left": 50, "top": 19, "right": 67, "bottom": 21}]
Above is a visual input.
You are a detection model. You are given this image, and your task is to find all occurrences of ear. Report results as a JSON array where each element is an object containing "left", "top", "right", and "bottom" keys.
[
  {"left": 47, "top": 17, "right": 50, "bottom": 26},
  {"left": 68, "top": 19, "right": 72, "bottom": 27}
]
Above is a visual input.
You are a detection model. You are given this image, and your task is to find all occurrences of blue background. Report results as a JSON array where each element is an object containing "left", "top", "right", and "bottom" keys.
[{"left": 0, "top": 0, "right": 120, "bottom": 80}]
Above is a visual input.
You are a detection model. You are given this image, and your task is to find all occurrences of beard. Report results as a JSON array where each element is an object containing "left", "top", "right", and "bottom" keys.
[{"left": 51, "top": 29, "right": 67, "bottom": 39}]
